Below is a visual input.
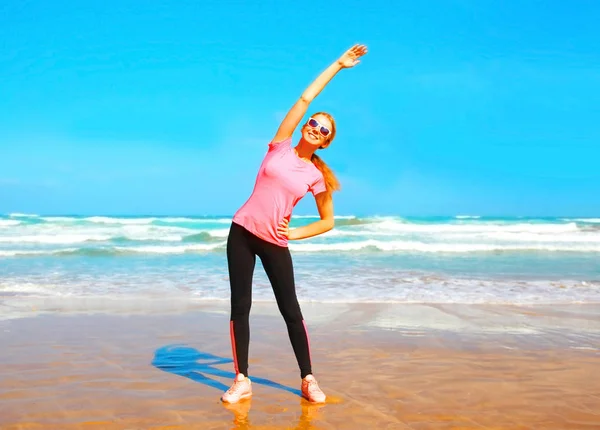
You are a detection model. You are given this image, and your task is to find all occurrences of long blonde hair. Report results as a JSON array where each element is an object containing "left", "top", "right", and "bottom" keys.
[{"left": 309, "top": 112, "right": 341, "bottom": 194}]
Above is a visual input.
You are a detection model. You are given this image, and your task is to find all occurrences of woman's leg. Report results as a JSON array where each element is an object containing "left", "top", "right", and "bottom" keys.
[
  {"left": 256, "top": 241, "right": 312, "bottom": 378},
  {"left": 226, "top": 223, "right": 256, "bottom": 377}
]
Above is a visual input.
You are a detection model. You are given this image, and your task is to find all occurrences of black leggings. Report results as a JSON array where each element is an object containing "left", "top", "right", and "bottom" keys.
[{"left": 226, "top": 222, "right": 312, "bottom": 379}]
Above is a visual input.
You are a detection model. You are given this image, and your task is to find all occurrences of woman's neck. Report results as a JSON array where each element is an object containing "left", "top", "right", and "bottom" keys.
[{"left": 294, "top": 139, "right": 317, "bottom": 162}]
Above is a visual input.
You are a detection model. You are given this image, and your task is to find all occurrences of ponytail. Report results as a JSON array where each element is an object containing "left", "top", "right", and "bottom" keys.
[
  {"left": 311, "top": 153, "right": 340, "bottom": 194},
  {"left": 307, "top": 111, "right": 341, "bottom": 194}
]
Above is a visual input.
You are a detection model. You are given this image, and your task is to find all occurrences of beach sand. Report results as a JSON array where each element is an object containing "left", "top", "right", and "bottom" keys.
[{"left": 0, "top": 300, "right": 599, "bottom": 429}]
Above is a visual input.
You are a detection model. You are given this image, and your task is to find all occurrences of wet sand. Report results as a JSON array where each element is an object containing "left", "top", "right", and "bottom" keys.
[{"left": 0, "top": 301, "right": 599, "bottom": 429}]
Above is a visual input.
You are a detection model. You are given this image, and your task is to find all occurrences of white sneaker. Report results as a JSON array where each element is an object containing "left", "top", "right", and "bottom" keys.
[
  {"left": 221, "top": 374, "right": 252, "bottom": 403},
  {"left": 301, "top": 374, "right": 326, "bottom": 403}
]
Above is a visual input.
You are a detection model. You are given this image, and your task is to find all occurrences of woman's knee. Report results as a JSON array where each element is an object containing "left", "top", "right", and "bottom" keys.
[
  {"left": 231, "top": 298, "right": 252, "bottom": 319},
  {"left": 279, "top": 302, "right": 303, "bottom": 324}
]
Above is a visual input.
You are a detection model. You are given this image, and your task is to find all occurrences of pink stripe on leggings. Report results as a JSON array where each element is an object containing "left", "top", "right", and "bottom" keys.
[
  {"left": 229, "top": 321, "right": 239, "bottom": 374},
  {"left": 302, "top": 320, "right": 312, "bottom": 362}
]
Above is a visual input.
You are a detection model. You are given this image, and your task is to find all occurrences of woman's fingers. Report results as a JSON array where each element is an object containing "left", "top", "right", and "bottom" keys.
[
  {"left": 351, "top": 44, "right": 368, "bottom": 56},
  {"left": 277, "top": 218, "right": 289, "bottom": 237}
]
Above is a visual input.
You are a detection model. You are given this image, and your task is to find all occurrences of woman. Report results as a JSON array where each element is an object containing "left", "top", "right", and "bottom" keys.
[{"left": 222, "top": 44, "right": 368, "bottom": 404}]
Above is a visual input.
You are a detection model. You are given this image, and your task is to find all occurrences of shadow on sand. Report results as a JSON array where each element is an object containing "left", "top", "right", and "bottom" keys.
[{"left": 152, "top": 344, "right": 301, "bottom": 396}]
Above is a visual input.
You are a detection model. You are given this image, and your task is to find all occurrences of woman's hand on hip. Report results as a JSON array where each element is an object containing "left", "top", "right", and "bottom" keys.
[{"left": 277, "top": 218, "right": 290, "bottom": 239}]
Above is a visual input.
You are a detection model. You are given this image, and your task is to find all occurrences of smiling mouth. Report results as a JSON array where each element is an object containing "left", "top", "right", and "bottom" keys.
[{"left": 308, "top": 131, "right": 319, "bottom": 139}]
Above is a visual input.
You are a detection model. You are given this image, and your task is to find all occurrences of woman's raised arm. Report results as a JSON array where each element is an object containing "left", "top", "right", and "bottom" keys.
[{"left": 272, "top": 44, "right": 368, "bottom": 143}]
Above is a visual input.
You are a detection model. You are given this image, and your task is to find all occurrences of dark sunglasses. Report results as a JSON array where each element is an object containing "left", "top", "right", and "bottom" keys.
[{"left": 307, "top": 117, "right": 331, "bottom": 137}]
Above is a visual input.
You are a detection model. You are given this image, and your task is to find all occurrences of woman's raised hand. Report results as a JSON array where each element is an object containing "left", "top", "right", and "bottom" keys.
[{"left": 337, "top": 44, "right": 368, "bottom": 68}]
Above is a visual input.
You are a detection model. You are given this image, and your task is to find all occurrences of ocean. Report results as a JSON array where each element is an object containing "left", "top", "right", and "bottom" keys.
[{"left": 1, "top": 213, "right": 599, "bottom": 312}]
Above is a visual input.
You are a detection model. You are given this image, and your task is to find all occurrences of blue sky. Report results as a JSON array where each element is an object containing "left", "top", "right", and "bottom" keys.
[{"left": 1, "top": 0, "right": 598, "bottom": 216}]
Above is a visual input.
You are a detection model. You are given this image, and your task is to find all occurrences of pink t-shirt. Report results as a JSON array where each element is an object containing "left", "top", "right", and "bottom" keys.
[{"left": 232, "top": 137, "right": 327, "bottom": 247}]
